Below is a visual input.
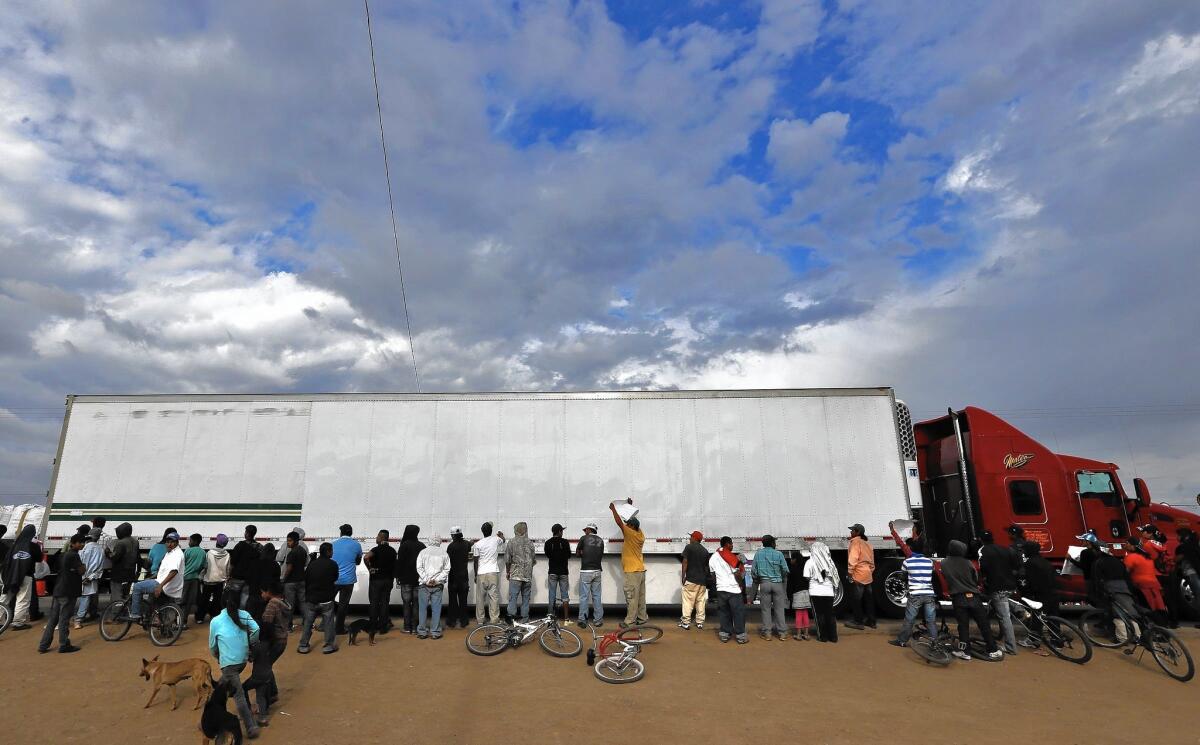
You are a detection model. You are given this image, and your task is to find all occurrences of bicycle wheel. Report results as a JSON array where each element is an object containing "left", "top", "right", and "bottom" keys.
[
  {"left": 618, "top": 625, "right": 664, "bottom": 644},
  {"left": 150, "top": 605, "right": 183, "bottom": 647},
  {"left": 1041, "top": 617, "right": 1092, "bottom": 665},
  {"left": 466, "top": 624, "right": 510, "bottom": 656},
  {"left": 910, "top": 637, "right": 953, "bottom": 666},
  {"left": 539, "top": 626, "right": 583, "bottom": 657},
  {"left": 0, "top": 603, "right": 10, "bottom": 637},
  {"left": 1080, "top": 610, "right": 1124, "bottom": 649},
  {"left": 1148, "top": 627, "right": 1194, "bottom": 682},
  {"left": 594, "top": 656, "right": 645, "bottom": 684},
  {"left": 99, "top": 601, "right": 133, "bottom": 641}
]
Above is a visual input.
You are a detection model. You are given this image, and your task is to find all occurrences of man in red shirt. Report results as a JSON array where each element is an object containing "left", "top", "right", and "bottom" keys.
[{"left": 1124, "top": 540, "right": 1166, "bottom": 624}]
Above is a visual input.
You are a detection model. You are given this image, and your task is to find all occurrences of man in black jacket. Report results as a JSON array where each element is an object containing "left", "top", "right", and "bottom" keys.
[
  {"left": 298, "top": 542, "right": 338, "bottom": 654},
  {"left": 364, "top": 529, "right": 396, "bottom": 633},
  {"left": 941, "top": 539, "right": 1001, "bottom": 660},
  {"left": 229, "top": 525, "right": 262, "bottom": 608},
  {"left": 979, "top": 530, "right": 1020, "bottom": 655},
  {"left": 544, "top": 524, "right": 572, "bottom": 621},
  {"left": 445, "top": 527, "right": 471, "bottom": 629},
  {"left": 395, "top": 525, "right": 424, "bottom": 634}
]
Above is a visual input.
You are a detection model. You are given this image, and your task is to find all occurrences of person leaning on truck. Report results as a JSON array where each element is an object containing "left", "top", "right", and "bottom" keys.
[
  {"left": 709, "top": 536, "right": 748, "bottom": 643},
  {"left": 576, "top": 522, "right": 604, "bottom": 628},
  {"left": 941, "top": 539, "right": 1002, "bottom": 661},
  {"left": 979, "top": 530, "right": 1020, "bottom": 655},
  {"left": 505, "top": 522, "right": 536, "bottom": 622},
  {"left": 752, "top": 535, "right": 789, "bottom": 640},
  {"left": 281, "top": 531, "right": 307, "bottom": 631},
  {"left": 416, "top": 534, "right": 449, "bottom": 639},
  {"left": 845, "top": 523, "right": 876, "bottom": 630},
  {"left": 679, "top": 531, "right": 709, "bottom": 630},
  {"left": 472, "top": 522, "right": 505, "bottom": 625},
  {"left": 364, "top": 529, "right": 397, "bottom": 634},
  {"left": 331, "top": 524, "right": 362, "bottom": 636},
  {"left": 544, "top": 523, "right": 572, "bottom": 622},
  {"left": 298, "top": 542, "right": 339, "bottom": 654},
  {"left": 229, "top": 525, "right": 262, "bottom": 608},
  {"left": 889, "top": 537, "right": 938, "bottom": 650},
  {"left": 396, "top": 525, "right": 426, "bottom": 634},
  {"left": 201, "top": 534, "right": 232, "bottom": 624},
  {"left": 611, "top": 499, "right": 648, "bottom": 628},
  {"left": 445, "top": 527, "right": 471, "bottom": 629}
]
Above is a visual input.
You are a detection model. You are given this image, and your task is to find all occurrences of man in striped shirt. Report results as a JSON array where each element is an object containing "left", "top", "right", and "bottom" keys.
[{"left": 888, "top": 538, "right": 939, "bottom": 648}]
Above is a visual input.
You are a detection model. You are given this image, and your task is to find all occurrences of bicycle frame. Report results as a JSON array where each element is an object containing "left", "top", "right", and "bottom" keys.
[{"left": 508, "top": 614, "right": 560, "bottom": 646}]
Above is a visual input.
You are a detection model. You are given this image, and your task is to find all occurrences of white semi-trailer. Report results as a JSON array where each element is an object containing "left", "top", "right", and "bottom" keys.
[{"left": 41, "top": 389, "right": 917, "bottom": 612}]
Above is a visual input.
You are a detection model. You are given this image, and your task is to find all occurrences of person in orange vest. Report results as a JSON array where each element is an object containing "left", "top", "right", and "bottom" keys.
[{"left": 1137, "top": 524, "right": 1180, "bottom": 628}]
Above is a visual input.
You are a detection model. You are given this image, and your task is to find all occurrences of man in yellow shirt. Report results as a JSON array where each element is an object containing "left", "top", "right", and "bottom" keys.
[{"left": 610, "top": 499, "right": 647, "bottom": 627}]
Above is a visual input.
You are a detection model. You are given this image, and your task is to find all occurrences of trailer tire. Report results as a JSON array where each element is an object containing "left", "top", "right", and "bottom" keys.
[{"left": 874, "top": 560, "right": 907, "bottom": 619}]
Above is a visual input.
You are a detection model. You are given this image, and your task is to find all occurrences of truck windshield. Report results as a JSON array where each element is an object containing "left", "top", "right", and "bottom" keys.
[{"left": 1078, "top": 471, "right": 1120, "bottom": 507}]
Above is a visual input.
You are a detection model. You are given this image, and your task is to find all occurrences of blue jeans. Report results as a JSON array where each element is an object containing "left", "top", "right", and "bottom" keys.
[
  {"left": 299, "top": 600, "right": 337, "bottom": 651},
  {"left": 548, "top": 574, "right": 569, "bottom": 608},
  {"left": 507, "top": 579, "right": 531, "bottom": 620},
  {"left": 129, "top": 578, "right": 160, "bottom": 619},
  {"left": 897, "top": 594, "right": 938, "bottom": 643},
  {"left": 578, "top": 570, "right": 602, "bottom": 623},
  {"left": 417, "top": 585, "right": 443, "bottom": 636}
]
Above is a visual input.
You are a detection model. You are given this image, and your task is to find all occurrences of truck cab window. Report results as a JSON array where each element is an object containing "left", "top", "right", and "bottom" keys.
[
  {"left": 1077, "top": 471, "right": 1120, "bottom": 507},
  {"left": 1008, "top": 480, "right": 1043, "bottom": 516}
]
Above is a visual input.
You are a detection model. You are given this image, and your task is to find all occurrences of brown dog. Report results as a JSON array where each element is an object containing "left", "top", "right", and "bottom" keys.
[{"left": 140, "top": 656, "right": 214, "bottom": 711}]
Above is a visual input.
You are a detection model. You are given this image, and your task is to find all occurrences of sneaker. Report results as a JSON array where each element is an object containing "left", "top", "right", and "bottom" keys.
[
  {"left": 1018, "top": 637, "right": 1040, "bottom": 649},
  {"left": 1004, "top": 648, "right": 1018, "bottom": 656},
  {"left": 776, "top": 632, "right": 788, "bottom": 641},
  {"left": 987, "top": 650, "right": 1004, "bottom": 660},
  {"left": 695, "top": 622, "right": 703, "bottom": 630},
  {"left": 592, "top": 621, "right": 603, "bottom": 628},
  {"left": 845, "top": 621, "right": 865, "bottom": 630},
  {"left": 59, "top": 644, "right": 81, "bottom": 654},
  {"left": 322, "top": 645, "right": 338, "bottom": 654},
  {"left": 887, "top": 639, "right": 907, "bottom": 648},
  {"left": 431, "top": 633, "right": 442, "bottom": 640},
  {"left": 37, "top": 647, "right": 50, "bottom": 654},
  {"left": 577, "top": 620, "right": 589, "bottom": 628},
  {"left": 678, "top": 621, "right": 690, "bottom": 630},
  {"left": 296, "top": 646, "right": 311, "bottom": 655},
  {"left": 619, "top": 622, "right": 630, "bottom": 629},
  {"left": 417, "top": 634, "right": 428, "bottom": 640},
  {"left": 792, "top": 631, "right": 803, "bottom": 641},
  {"left": 71, "top": 620, "right": 82, "bottom": 630},
  {"left": 10, "top": 623, "right": 31, "bottom": 631},
  {"left": 759, "top": 631, "right": 771, "bottom": 640},
  {"left": 736, "top": 635, "right": 749, "bottom": 644},
  {"left": 719, "top": 633, "right": 731, "bottom": 643},
  {"left": 952, "top": 649, "right": 971, "bottom": 661}
]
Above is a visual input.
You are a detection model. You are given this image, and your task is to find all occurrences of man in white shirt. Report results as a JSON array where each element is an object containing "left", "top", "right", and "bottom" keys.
[
  {"left": 708, "top": 536, "right": 748, "bottom": 644},
  {"left": 416, "top": 534, "right": 450, "bottom": 639},
  {"left": 129, "top": 532, "right": 185, "bottom": 621},
  {"left": 471, "top": 522, "right": 505, "bottom": 625}
]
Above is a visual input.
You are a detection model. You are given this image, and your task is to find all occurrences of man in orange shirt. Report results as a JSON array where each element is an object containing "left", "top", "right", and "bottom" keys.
[
  {"left": 845, "top": 524, "right": 876, "bottom": 630},
  {"left": 610, "top": 499, "right": 647, "bottom": 628},
  {"left": 1124, "top": 539, "right": 1167, "bottom": 624}
]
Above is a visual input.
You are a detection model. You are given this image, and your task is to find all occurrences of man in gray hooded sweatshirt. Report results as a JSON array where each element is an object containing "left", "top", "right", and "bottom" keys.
[
  {"left": 941, "top": 539, "right": 1002, "bottom": 661},
  {"left": 505, "top": 522, "right": 535, "bottom": 622},
  {"left": 106, "top": 522, "right": 140, "bottom": 604}
]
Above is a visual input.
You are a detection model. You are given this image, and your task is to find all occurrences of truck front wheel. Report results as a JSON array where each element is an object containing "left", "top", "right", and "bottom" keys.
[{"left": 874, "top": 561, "right": 907, "bottom": 619}]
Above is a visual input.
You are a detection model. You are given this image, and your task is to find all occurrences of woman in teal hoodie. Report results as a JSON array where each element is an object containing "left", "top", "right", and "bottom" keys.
[{"left": 209, "top": 590, "right": 261, "bottom": 738}]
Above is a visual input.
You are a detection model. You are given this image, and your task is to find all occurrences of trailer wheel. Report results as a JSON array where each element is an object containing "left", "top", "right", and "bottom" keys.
[{"left": 874, "top": 561, "right": 907, "bottom": 619}]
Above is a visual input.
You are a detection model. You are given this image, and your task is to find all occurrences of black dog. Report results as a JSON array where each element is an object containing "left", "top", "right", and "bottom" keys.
[
  {"left": 199, "top": 677, "right": 242, "bottom": 745},
  {"left": 347, "top": 618, "right": 377, "bottom": 646}
]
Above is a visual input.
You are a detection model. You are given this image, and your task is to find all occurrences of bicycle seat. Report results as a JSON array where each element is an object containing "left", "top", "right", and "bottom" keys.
[{"left": 1023, "top": 598, "right": 1044, "bottom": 610}]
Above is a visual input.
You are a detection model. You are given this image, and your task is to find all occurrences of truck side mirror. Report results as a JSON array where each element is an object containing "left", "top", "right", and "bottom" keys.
[{"left": 1133, "top": 478, "right": 1151, "bottom": 509}]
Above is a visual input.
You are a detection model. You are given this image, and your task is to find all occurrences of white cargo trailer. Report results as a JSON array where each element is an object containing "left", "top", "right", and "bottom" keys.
[{"left": 41, "top": 389, "right": 915, "bottom": 611}]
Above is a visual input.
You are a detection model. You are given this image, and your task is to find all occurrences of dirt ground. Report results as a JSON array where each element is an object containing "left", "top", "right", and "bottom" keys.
[{"left": 2, "top": 606, "right": 1198, "bottom": 745}]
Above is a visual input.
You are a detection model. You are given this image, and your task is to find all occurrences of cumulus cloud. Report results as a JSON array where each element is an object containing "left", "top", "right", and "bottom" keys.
[{"left": 0, "top": 0, "right": 1197, "bottom": 508}]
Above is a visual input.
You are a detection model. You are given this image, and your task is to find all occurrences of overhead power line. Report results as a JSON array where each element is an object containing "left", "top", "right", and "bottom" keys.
[{"left": 363, "top": 0, "right": 422, "bottom": 392}]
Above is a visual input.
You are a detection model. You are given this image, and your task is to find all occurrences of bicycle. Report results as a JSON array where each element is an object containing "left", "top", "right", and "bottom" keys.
[
  {"left": 907, "top": 619, "right": 954, "bottom": 666},
  {"left": 1080, "top": 599, "right": 1194, "bottom": 682},
  {"left": 0, "top": 601, "right": 10, "bottom": 638},
  {"left": 466, "top": 613, "right": 583, "bottom": 658},
  {"left": 99, "top": 592, "right": 184, "bottom": 647},
  {"left": 586, "top": 623, "right": 663, "bottom": 683},
  {"left": 980, "top": 594, "right": 1092, "bottom": 665}
]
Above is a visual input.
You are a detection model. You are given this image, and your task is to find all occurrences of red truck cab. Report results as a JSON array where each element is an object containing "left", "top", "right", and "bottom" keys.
[{"left": 913, "top": 406, "right": 1200, "bottom": 604}]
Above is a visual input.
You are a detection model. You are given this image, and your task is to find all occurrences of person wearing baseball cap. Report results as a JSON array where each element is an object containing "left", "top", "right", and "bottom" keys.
[
  {"left": 680, "top": 531, "right": 710, "bottom": 630},
  {"left": 545, "top": 524, "right": 572, "bottom": 622},
  {"left": 130, "top": 531, "right": 185, "bottom": 622},
  {"left": 576, "top": 522, "right": 604, "bottom": 628},
  {"left": 844, "top": 523, "right": 875, "bottom": 630},
  {"left": 445, "top": 527, "right": 471, "bottom": 628}
]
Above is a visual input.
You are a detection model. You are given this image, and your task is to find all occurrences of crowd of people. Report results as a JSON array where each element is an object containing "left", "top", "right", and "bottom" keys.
[{"left": 4, "top": 501, "right": 1200, "bottom": 735}]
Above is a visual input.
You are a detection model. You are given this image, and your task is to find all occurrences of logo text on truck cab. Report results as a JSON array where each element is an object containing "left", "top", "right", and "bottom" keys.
[{"left": 1003, "top": 453, "right": 1035, "bottom": 470}]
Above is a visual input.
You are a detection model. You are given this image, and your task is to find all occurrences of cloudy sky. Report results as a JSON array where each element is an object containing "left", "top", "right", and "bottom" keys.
[{"left": 1, "top": 1, "right": 1198, "bottom": 507}]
